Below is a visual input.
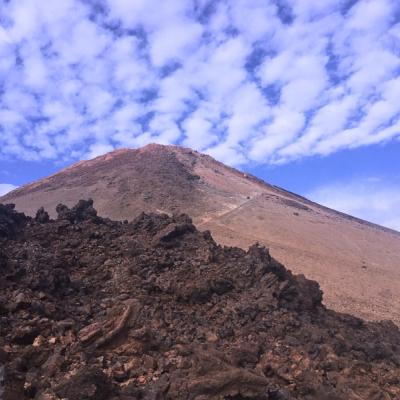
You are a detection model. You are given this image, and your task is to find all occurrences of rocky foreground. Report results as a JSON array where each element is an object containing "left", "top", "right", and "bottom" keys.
[{"left": 0, "top": 200, "right": 399, "bottom": 400}]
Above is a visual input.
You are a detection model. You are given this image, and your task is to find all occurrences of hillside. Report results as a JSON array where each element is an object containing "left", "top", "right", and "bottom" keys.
[
  {"left": 1, "top": 200, "right": 399, "bottom": 399},
  {"left": 1, "top": 144, "right": 400, "bottom": 324}
]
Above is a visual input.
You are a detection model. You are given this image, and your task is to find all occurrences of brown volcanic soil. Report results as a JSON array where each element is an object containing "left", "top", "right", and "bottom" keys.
[
  {"left": 1, "top": 201, "right": 400, "bottom": 400},
  {"left": 1, "top": 144, "right": 400, "bottom": 324}
]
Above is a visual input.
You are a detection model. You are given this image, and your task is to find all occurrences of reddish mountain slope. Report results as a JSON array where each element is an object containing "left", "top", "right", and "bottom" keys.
[{"left": 2, "top": 144, "right": 400, "bottom": 324}]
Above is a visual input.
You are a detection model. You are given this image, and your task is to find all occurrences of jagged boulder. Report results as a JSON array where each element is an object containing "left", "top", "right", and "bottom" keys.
[
  {"left": 0, "top": 203, "right": 27, "bottom": 237},
  {"left": 56, "top": 199, "right": 99, "bottom": 223},
  {"left": 35, "top": 207, "right": 49, "bottom": 223}
]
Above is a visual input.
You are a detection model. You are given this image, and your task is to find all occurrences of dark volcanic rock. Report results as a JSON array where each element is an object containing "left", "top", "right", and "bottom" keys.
[
  {"left": 56, "top": 198, "right": 99, "bottom": 223},
  {"left": 35, "top": 207, "right": 49, "bottom": 223},
  {"left": 0, "top": 201, "right": 399, "bottom": 400},
  {"left": 55, "top": 366, "right": 115, "bottom": 400},
  {"left": 0, "top": 203, "right": 27, "bottom": 237}
]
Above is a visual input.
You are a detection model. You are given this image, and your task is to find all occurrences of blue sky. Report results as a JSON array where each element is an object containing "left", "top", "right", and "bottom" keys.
[{"left": 0, "top": 0, "right": 399, "bottom": 230}]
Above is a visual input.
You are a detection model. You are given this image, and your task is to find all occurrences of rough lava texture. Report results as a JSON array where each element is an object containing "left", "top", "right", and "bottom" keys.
[{"left": 0, "top": 200, "right": 399, "bottom": 400}]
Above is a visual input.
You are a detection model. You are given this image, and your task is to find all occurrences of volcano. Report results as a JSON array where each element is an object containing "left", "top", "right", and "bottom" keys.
[{"left": 1, "top": 144, "right": 400, "bottom": 324}]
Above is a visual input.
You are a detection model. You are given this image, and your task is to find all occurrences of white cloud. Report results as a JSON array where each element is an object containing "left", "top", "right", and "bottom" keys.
[
  {"left": 149, "top": 20, "right": 203, "bottom": 67},
  {"left": 346, "top": 0, "right": 394, "bottom": 32},
  {"left": 0, "top": 0, "right": 399, "bottom": 166},
  {"left": 0, "top": 25, "right": 12, "bottom": 44},
  {"left": 226, "top": 82, "right": 270, "bottom": 146},
  {"left": 229, "top": 0, "right": 277, "bottom": 42},
  {"left": 280, "top": 77, "right": 325, "bottom": 112},
  {"left": 307, "top": 178, "right": 400, "bottom": 231},
  {"left": 250, "top": 108, "right": 305, "bottom": 161},
  {"left": 182, "top": 111, "right": 215, "bottom": 150},
  {"left": 205, "top": 143, "right": 246, "bottom": 167},
  {"left": 106, "top": 0, "right": 189, "bottom": 31},
  {"left": 86, "top": 143, "right": 115, "bottom": 159},
  {"left": 279, "top": 94, "right": 358, "bottom": 159},
  {"left": 0, "top": 183, "right": 18, "bottom": 196}
]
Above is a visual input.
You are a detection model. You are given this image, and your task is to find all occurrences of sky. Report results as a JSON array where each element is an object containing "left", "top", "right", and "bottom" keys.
[{"left": 0, "top": 0, "right": 399, "bottom": 230}]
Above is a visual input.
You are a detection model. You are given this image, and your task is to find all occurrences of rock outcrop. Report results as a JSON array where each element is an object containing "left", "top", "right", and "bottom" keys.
[{"left": 0, "top": 200, "right": 399, "bottom": 399}]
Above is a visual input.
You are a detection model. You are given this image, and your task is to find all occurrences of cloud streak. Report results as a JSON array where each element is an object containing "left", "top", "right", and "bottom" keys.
[
  {"left": 0, "top": 0, "right": 399, "bottom": 166},
  {"left": 307, "top": 178, "right": 400, "bottom": 231},
  {"left": 0, "top": 184, "right": 18, "bottom": 196}
]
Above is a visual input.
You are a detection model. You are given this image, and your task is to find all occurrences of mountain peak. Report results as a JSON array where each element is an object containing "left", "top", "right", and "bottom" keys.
[{"left": 139, "top": 142, "right": 192, "bottom": 153}]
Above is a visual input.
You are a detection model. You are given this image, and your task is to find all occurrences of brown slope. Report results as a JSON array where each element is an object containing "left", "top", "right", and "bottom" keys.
[{"left": 1, "top": 143, "right": 400, "bottom": 324}]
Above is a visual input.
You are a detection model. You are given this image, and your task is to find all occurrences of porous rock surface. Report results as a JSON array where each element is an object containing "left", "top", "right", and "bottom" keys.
[{"left": 0, "top": 200, "right": 399, "bottom": 400}]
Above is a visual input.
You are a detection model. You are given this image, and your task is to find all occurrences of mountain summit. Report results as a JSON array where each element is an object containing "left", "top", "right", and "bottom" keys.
[{"left": 2, "top": 144, "right": 400, "bottom": 323}]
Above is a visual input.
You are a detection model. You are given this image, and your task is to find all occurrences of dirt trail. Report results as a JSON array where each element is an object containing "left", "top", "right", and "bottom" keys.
[{"left": 198, "top": 195, "right": 261, "bottom": 227}]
